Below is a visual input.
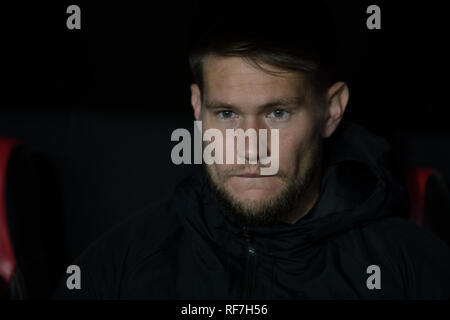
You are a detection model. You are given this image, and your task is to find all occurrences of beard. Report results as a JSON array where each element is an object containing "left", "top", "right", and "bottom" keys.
[{"left": 204, "top": 144, "right": 322, "bottom": 227}]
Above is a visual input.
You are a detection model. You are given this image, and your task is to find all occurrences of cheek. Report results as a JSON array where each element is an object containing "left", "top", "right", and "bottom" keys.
[
  {"left": 206, "top": 163, "right": 227, "bottom": 187},
  {"left": 277, "top": 121, "right": 317, "bottom": 174},
  {"left": 200, "top": 114, "right": 214, "bottom": 130},
  {"left": 278, "top": 135, "right": 302, "bottom": 175}
]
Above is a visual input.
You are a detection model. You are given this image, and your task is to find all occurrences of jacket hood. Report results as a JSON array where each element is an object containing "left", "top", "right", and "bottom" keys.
[{"left": 173, "top": 121, "right": 409, "bottom": 259}]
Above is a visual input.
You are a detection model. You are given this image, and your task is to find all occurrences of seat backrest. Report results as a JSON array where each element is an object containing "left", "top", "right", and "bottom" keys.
[
  {"left": 0, "top": 136, "right": 66, "bottom": 299},
  {"left": 0, "top": 137, "right": 26, "bottom": 299},
  {"left": 406, "top": 167, "right": 450, "bottom": 246},
  {"left": 405, "top": 167, "right": 437, "bottom": 227}
]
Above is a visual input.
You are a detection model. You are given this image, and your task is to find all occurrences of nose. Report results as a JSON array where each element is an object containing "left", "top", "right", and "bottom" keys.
[{"left": 235, "top": 117, "right": 271, "bottom": 164}]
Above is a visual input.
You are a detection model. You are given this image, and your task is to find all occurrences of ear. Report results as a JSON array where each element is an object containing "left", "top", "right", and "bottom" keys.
[
  {"left": 190, "top": 83, "right": 202, "bottom": 120},
  {"left": 321, "top": 81, "right": 350, "bottom": 138}
]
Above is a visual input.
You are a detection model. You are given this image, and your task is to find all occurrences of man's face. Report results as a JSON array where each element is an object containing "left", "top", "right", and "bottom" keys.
[{"left": 192, "top": 55, "right": 326, "bottom": 226}]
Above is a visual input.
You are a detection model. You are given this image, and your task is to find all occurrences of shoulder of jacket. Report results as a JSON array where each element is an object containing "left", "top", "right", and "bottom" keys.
[{"left": 359, "top": 216, "right": 450, "bottom": 263}]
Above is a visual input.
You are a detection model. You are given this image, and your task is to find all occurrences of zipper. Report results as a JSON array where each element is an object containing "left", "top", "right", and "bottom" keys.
[{"left": 242, "top": 226, "right": 256, "bottom": 299}]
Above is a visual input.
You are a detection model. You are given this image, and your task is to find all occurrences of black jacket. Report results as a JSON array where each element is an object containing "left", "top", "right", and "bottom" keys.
[{"left": 54, "top": 122, "right": 450, "bottom": 299}]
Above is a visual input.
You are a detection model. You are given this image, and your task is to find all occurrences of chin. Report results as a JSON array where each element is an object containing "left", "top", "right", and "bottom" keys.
[{"left": 225, "top": 176, "right": 284, "bottom": 201}]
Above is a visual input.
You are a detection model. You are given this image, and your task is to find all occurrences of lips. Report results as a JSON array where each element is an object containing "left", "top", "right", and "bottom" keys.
[
  {"left": 234, "top": 170, "right": 276, "bottom": 178},
  {"left": 230, "top": 168, "right": 276, "bottom": 178},
  {"left": 236, "top": 173, "right": 262, "bottom": 178}
]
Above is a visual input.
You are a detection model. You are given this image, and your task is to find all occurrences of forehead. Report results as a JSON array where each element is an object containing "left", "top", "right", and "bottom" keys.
[{"left": 202, "top": 54, "right": 308, "bottom": 105}]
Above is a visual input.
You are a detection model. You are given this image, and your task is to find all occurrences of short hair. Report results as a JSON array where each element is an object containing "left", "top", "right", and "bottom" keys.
[{"left": 188, "top": 1, "right": 340, "bottom": 104}]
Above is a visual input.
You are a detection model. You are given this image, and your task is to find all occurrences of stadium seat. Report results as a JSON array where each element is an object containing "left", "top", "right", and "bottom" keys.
[
  {"left": 406, "top": 167, "right": 450, "bottom": 246},
  {"left": 0, "top": 137, "right": 26, "bottom": 299},
  {"left": 0, "top": 136, "right": 65, "bottom": 299}
]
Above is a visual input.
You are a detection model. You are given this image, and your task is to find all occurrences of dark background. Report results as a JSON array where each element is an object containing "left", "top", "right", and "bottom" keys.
[{"left": 0, "top": 1, "right": 449, "bottom": 296}]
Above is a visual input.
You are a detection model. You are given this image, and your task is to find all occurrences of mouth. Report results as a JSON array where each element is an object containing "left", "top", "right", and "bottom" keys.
[
  {"left": 234, "top": 171, "right": 276, "bottom": 178},
  {"left": 236, "top": 173, "right": 263, "bottom": 178}
]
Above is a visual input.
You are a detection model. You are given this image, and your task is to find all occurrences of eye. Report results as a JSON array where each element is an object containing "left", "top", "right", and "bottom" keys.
[
  {"left": 217, "top": 110, "right": 238, "bottom": 120},
  {"left": 268, "top": 109, "right": 289, "bottom": 120}
]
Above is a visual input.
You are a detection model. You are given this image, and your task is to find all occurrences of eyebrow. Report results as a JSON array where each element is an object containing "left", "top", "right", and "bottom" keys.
[{"left": 204, "top": 97, "right": 305, "bottom": 112}]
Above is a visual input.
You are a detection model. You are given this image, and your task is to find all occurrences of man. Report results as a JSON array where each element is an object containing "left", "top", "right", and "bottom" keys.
[{"left": 54, "top": 2, "right": 450, "bottom": 299}]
